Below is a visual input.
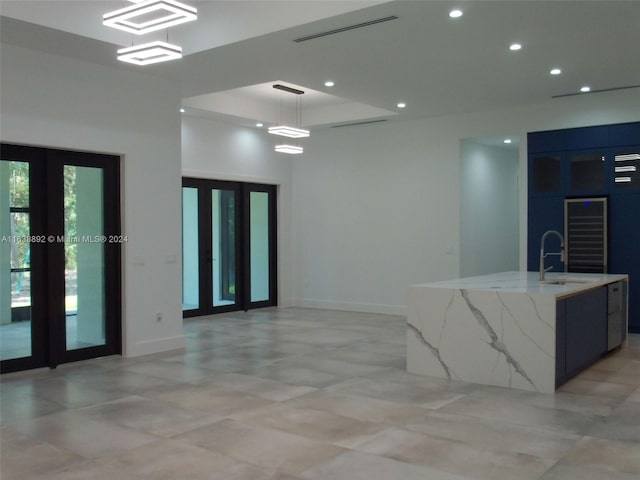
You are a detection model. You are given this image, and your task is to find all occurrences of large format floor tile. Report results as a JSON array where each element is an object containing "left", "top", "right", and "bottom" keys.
[
  {"left": 11, "top": 410, "right": 160, "bottom": 459},
  {"left": 298, "top": 450, "right": 472, "bottom": 480},
  {"left": 355, "top": 427, "right": 556, "bottom": 480},
  {"left": 1, "top": 307, "right": 638, "bottom": 480},
  {"left": 96, "top": 438, "right": 242, "bottom": 479},
  {"left": 230, "top": 402, "right": 385, "bottom": 448},
  {"left": 174, "top": 418, "right": 345, "bottom": 476}
]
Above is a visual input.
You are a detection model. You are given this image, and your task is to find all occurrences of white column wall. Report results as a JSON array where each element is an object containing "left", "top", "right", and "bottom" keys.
[{"left": 0, "top": 43, "right": 184, "bottom": 357}]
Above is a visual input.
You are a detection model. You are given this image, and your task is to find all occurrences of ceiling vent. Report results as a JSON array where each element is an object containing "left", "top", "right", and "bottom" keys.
[
  {"left": 552, "top": 84, "right": 640, "bottom": 98},
  {"left": 293, "top": 15, "right": 398, "bottom": 43},
  {"left": 331, "top": 119, "right": 388, "bottom": 128}
]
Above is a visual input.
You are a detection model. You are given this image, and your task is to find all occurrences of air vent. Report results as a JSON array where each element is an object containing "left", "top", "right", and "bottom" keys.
[
  {"left": 293, "top": 16, "right": 398, "bottom": 43},
  {"left": 552, "top": 84, "right": 640, "bottom": 98},
  {"left": 331, "top": 119, "right": 388, "bottom": 128}
]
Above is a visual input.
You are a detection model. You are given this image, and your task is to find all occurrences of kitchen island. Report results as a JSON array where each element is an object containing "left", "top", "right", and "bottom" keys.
[{"left": 407, "top": 271, "right": 628, "bottom": 393}]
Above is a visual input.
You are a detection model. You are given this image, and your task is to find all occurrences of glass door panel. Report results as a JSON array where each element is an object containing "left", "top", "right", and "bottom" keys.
[
  {"left": 1, "top": 144, "right": 121, "bottom": 374},
  {"left": 182, "top": 187, "right": 199, "bottom": 311},
  {"left": 63, "top": 166, "right": 106, "bottom": 351},
  {"left": 244, "top": 183, "right": 276, "bottom": 309},
  {"left": 212, "top": 188, "right": 236, "bottom": 308},
  {"left": 249, "top": 191, "right": 270, "bottom": 303},
  {"left": 181, "top": 178, "right": 276, "bottom": 317},
  {"left": 1, "top": 160, "right": 33, "bottom": 361}
]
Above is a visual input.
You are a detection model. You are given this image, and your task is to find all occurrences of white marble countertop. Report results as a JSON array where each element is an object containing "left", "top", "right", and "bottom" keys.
[{"left": 411, "top": 271, "right": 628, "bottom": 299}]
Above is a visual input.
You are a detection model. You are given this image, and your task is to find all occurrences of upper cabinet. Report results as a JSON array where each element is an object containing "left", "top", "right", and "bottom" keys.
[
  {"left": 528, "top": 122, "right": 640, "bottom": 196},
  {"left": 531, "top": 154, "right": 562, "bottom": 193},
  {"left": 569, "top": 150, "right": 606, "bottom": 192}
]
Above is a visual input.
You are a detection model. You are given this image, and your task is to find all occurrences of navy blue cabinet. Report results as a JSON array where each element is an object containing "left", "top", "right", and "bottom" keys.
[
  {"left": 556, "top": 287, "right": 608, "bottom": 386},
  {"left": 528, "top": 122, "right": 640, "bottom": 333},
  {"left": 565, "top": 287, "right": 607, "bottom": 378}
]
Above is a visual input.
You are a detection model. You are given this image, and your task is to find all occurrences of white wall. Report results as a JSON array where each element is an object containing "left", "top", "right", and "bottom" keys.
[
  {"left": 460, "top": 140, "right": 519, "bottom": 277},
  {"left": 181, "top": 115, "right": 293, "bottom": 306},
  {"left": 0, "top": 43, "right": 184, "bottom": 356},
  {"left": 292, "top": 89, "right": 640, "bottom": 316},
  {"left": 292, "top": 120, "right": 461, "bottom": 315}
]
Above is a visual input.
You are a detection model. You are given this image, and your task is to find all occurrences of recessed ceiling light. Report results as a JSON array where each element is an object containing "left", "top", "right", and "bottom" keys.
[
  {"left": 179, "top": 107, "right": 185, "bottom": 113},
  {"left": 256, "top": 122, "right": 264, "bottom": 127},
  {"left": 509, "top": 43, "right": 522, "bottom": 51},
  {"left": 503, "top": 139, "right": 512, "bottom": 144},
  {"left": 324, "top": 81, "right": 335, "bottom": 87},
  {"left": 397, "top": 102, "right": 406, "bottom": 108},
  {"left": 449, "top": 9, "right": 463, "bottom": 18},
  {"left": 580, "top": 86, "right": 591, "bottom": 93},
  {"left": 550, "top": 68, "right": 562, "bottom": 75}
]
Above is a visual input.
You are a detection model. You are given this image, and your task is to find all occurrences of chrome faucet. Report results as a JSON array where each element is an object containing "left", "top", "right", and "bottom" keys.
[{"left": 539, "top": 230, "right": 565, "bottom": 281}]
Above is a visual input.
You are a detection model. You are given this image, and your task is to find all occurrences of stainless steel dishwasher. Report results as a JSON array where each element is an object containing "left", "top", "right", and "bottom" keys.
[{"left": 607, "top": 281, "right": 625, "bottom": 351}]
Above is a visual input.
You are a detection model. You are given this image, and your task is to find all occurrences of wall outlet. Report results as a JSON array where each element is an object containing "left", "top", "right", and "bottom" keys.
[{"left": 155, "top": 312, "right": 162, "bottom": 322}]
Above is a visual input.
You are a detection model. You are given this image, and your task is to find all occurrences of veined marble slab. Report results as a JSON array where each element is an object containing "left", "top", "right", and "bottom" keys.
[{"left": 407, "top": 271, "right": 628, "bottom": 394}]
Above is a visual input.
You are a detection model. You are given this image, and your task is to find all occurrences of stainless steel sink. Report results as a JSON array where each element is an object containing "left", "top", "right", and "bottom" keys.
[{"left": 542, "top": 277, "right": 598, "bottom": 285}]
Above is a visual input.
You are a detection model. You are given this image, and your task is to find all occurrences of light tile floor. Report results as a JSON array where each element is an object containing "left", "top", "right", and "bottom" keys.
[{"left": 1, "top": 307, "right": 639, "bottom": 479}]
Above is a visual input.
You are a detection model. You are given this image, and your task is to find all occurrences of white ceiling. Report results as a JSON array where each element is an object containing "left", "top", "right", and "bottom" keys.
[{"left": 1, "top": 0, "right": 639, "bottom": 129}]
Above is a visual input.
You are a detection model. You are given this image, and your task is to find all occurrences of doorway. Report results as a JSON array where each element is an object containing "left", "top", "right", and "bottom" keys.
[
  {"left": 459, "top": 137, "right": 520, "bottom": 277},
  {"left": 0, "top": 144, "right": 121, "bottom": 373},
  {"left": 182, "top": 178, "right": 277, "bottom": 317}
]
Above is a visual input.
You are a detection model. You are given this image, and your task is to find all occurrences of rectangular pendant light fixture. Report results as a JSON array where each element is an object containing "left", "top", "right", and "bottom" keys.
[
  {"left": 104, "top": 0, "right": 197, "bottom": 35},
  {"left": 117, "top": 41, "right": 182, "bottom": 65},
  {"left": 268, "top": 126, "right": 310, "bottom": 138},
  {"left": 275, "top": 145, "right": 303, "bottom": 155}
]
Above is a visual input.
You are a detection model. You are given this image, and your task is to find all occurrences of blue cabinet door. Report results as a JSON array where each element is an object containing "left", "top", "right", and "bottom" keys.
[
  {"left": 565, "top": 287, "right": 607, "bottom": 377},
  {"left": 609, "top": 192, "right": 640, "bottom": 332}
]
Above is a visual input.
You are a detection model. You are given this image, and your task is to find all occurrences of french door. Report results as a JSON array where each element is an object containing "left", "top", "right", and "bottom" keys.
[
  {"left": 182, "top": 178, "right": 277, "bottom": 317},
  {"left": 0, "top": 144, "right": 121, "bottom": 373}
]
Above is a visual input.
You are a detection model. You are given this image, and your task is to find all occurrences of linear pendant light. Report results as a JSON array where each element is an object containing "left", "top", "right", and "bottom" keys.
[
  {"left": 268, "top": 126, "right": 310, "bottom": 138},
  {"left": 271, "top": 83, "right": 308, "bottom": 153},
  {"left": 117, "top": 41, "right": 182, "bottom": 65},
  {"left": 275, "top": 145, "right": 304, "bottom": 154},
  {"left": 104, "top": 0, "right": 197, "bottom": 35}
]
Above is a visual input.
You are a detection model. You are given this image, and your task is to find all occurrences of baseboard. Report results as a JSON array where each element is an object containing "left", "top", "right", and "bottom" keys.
[
  {"left": 292, "top": 298, "right": 406, "bottom": 316},
  {"left": 125, "top": 334, "right": 185, "bottom": 357}
]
